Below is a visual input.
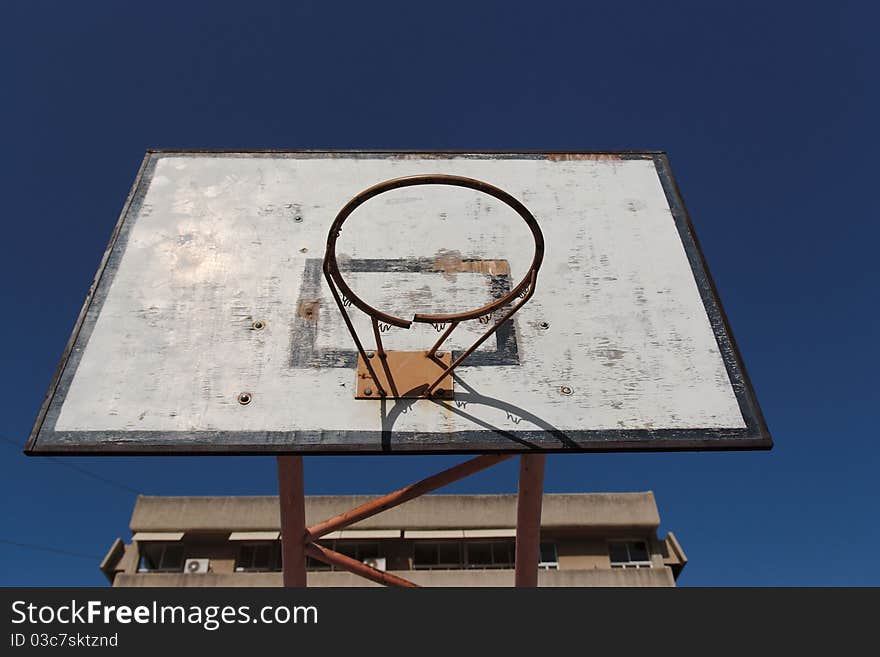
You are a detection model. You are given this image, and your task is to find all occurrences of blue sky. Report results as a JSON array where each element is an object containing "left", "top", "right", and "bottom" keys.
[{"left": 1, "top": 1, "right": 877, "bottom": 586}]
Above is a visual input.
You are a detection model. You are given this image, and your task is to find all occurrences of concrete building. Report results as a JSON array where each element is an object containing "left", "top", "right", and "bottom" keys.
[{"left": 101, "top": 493, "right": 687, "bottom": 587}]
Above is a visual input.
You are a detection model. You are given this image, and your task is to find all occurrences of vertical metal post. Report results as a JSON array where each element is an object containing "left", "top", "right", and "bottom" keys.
[
  {"left": 514, "top": 454, "right": 546, "bottom": 587},
  {"left": 277, "top": 456, "right": 307, "bottom": 587}
]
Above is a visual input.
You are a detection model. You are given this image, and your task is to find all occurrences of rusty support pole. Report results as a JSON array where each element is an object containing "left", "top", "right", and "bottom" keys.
[
  {"left": 514, "top": 454, "right": 546, "bottom": 588},
  {"left": 277, "top": 456, "right": 307, "bottom": 587},
  {"left": 305, "top": 543, "right": 419, "bottom": 588},
  {"left": 305, "top": 454, "right": 513, "bottom": 541}
]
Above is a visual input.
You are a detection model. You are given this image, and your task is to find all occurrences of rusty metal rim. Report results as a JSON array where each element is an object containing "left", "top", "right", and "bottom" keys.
[{"left": 322, "top": 174, "right": 544, "bottom": 329}]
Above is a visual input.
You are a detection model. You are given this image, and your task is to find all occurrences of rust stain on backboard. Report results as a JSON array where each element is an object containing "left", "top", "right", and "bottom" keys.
[
  {"left": 430, "top": 250, "right": 510, "bottom": 280},
  {"left": 297, "top": 300, "right": 320, "bottom": 321},
  {"left": 547, "top": 153, "right": 625, "bottom": 161}
]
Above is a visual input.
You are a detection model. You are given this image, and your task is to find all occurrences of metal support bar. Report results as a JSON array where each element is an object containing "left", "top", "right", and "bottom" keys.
[
  {"left": 322, "top": 263, "right": 387, "bottom": 397},
  {"left": 427, "top": 321, "right": 459, "bottom": 358},
  {"left": 277, "top": 456, "right": 308, "bottom": 587},
  {"left": 305, "top": 543, "right": 419, "bottom": 588},
  {"left": 278, "top": 453, "right": 537, "bottom": 588},
  {"left": 514, "top": 454, "right": 546, "bottom": 588},
  {"left": 371, "top": 318, "right": 398, "bottom": 398},
  {"left": 371, "top": 317, "right": 387, "bottom": 360},
  {"left": 424, "top": 271, "right": 536, "bottom": 396},
  {"left": 305, "top": 454, "right": 513, "bottom": 542}
]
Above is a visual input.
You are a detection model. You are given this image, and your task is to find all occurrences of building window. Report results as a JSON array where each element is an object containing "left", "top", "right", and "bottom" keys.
[
  {"left": 334, "top": 541, "right": 379, "bottom": 563},
  {"left": 465, "top": 541, "right": 515, "bottom": 569},
  {"left": 309, "top": 541, "right": 381, "bottom": 572},
  {"left": 465, "top": 542, "right": 494, "bottom": 568},
  {"left": 235, "top": 542, "right": 281, "bottom": 572},
  {"left": 412, "top": 540, "right": 519, "bottom": 570},
  {"left": 539, "top": 542, "right": 559, "bottom": 570},
  {"left": 137, "top": 542, "right": 184, "bottom": 573},
  {"left": 609, "top": 540, "right": 651, "bottom": 569},
  {"left": 306, "top": 556, "right": 331, "bottom": 571},
  {"left": 413, "top": 541, "right": 463, "bottom": 570}
]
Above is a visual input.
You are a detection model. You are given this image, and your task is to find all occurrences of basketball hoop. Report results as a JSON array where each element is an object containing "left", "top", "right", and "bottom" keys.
[{"left": 323, "top": 174, "right": 545, "bottom": 399}]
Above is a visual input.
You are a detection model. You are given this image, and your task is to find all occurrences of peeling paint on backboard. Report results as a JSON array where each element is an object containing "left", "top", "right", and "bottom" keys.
[{"left": 26, "top": 151, "right": 771, "bottom": 454}]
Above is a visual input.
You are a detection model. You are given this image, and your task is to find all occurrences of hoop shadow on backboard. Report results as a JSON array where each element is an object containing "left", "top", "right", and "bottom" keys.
[{"left": 378, "top": 374, "right": 577, "bottom": 451}]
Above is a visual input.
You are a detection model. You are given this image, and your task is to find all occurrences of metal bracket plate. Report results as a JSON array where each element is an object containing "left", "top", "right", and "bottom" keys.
[{"left": 355, "top": 351, "right": 454, "bottom": 399}]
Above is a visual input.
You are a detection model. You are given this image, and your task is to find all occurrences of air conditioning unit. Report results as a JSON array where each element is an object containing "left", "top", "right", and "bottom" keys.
[
  {"left": 362, "top": 557, "right": 386, "bottom": 572},
  {"left": 184, "top": 558, "right": 210, "bottom": 574}
]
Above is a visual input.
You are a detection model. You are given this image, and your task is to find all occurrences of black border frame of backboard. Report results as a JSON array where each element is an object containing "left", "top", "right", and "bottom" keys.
[{"left": 25, "top": 151, "right": 772, "bottom": 455}]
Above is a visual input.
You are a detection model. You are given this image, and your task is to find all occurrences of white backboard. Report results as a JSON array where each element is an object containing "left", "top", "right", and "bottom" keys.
[{"left": 27, "top": 151, "right": 770, "bottom": 454}]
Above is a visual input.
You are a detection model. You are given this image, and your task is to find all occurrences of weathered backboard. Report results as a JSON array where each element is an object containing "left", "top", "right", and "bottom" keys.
[{"left": 26, "top": 151, "right": 771, "bottom": 454}]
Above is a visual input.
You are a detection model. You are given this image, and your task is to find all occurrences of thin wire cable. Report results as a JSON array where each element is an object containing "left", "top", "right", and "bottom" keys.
[
  {"left": 0, "top": 434, "right": 141, "bottom": 494},
  {"left": 0, "top": 539, "right": 101, "bottom": 561}
]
